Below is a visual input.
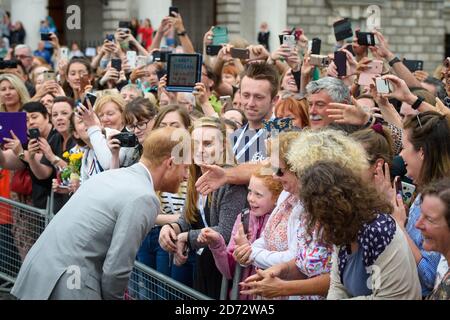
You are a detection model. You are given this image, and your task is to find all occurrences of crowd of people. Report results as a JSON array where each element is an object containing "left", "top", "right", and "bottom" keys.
[{"left": 0, "top": 7, "right": 449, "bottom": 300}]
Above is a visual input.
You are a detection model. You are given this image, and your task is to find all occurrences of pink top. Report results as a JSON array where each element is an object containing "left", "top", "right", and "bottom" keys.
[{"left": 209, "top": 211, "right": 270, "bottom": 300}]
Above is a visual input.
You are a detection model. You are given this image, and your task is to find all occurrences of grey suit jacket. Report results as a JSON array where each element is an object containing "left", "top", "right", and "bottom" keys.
[{"left": 11, "top": 163, "right": 160, "bottom": 300}]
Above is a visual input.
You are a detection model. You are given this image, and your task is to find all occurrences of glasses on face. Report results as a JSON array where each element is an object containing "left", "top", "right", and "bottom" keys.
[
  {"left": 126, "top": 119, "right": 151, "bottom": 132},
  {"left": 15, "top": 54, "right": 31, "bottom": 60},
  {"left": 272, "top": 167, "right": 285, "bottom": 177}
]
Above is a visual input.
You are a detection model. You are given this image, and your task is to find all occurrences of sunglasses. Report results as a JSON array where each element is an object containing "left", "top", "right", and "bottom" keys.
[{"left": 272, "top": 167, "right": 285, "bottom": 177}]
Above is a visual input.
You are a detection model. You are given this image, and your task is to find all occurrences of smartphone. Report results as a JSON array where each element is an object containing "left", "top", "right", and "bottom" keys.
[
  {"left": 80, "top": 74, "right": 91, "bottom": 91},
  {"left": 83, "top": 92, "right": 97, "bottom": 108},
  {"left": 310, "top": 54, "right": 330, "bottom": 67},
  {"left": 43, "top": 71, "right": 55, "bottom": 82},
  {"left": 40, "top": 33, "right": 52, "bottom": 41},
  {"left": 343, "top": 43, "right": 355, "bottom": 56},
  {"left": 356, "top": 31, "right": 376, "bottom": 46},
  {"left": 118, "top": 21, "right": 131, "bottom": 29},
  {"left": 311, "top": 38, "right": 321, "bottom": 55},
  {"left": 395, "top": 177, "right": 403, "bottom": 198},
  {"left": 136, "top": 55, "right": 147, "bottom": 68},
  {"left": 358, "top": 60, "right": 383, "bottom": 86},
  {"left": 206, "top": 45, "right": 222, "bottom": 56},
  {"left": 169, "top": 6, "right": 179, "bottom": 17},
  {"left": 230, "top": 48, "right": 250, "bottom": 59},
  {"left": 212, "top": 26, "right": 229, "bottom": 45},
  {"left": 334, "top": 51, "right": 347, "bottom": 77},
  {"left": 240, "top": 209, "right": 249, "bottom": 234},
  {"left": 220, "top": 96, "right": 232, "bottom": 111},
  {"left": 28, "top": 128, "right": 40, "bottom": 140},
  {"left": 105, "top": 34, "right": 115, "bottom": 42},
  {"left": 401, "top": 181, "right": 416, "bottom": 206},
  {"left": 333, "top": 18, "right": 353, "bottom": 42},
  {"left": 111, "top": 58, "right": 122, "bottom": 72},
  {"left": 126, "top": 51, "right": 137, "bottom": 69},
  {"left": 402, "top": 59, "right": 424, "bottom": 72},
  {"left": 283, "top": 34, "right": 296, "bottom": 49},
  {"left": 60, "top": 47, "right": 69, "bottom": 60},
  {"left": 375, "top": 77, "right": 392, "bottom": 94}
]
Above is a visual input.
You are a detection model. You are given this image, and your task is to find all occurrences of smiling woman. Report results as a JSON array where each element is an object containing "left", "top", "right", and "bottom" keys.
[
  {"left": 418, "top": 178, "right": 450, "bottom": 300},
  {"left": 396, "top": 111, "right": 450, "bottom": 297},
  {"left": 0, "top": 74, "right": 30, "bottom": 112}
]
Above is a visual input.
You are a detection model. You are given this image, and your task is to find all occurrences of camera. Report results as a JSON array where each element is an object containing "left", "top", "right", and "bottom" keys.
[
  {"left": 28, "top": 128, "right": 40, "bottom": 140},
  {"left": 105, "top": 34, "right": 115, "bottom": 42},
  {"left": 375, "top": 78, "right": 392, "bottom": 94},
  {"left": 152, "top": 50, "right": 170, "bottom": 63},
  {"left": 310, "top": 54, "right": 330, "bottom": 67},
  {"left": 112, "top": 132, "right": 139, "bottom": 148},
  {"left": 0, "top": 59, "right": 18, "bottom": 69}
]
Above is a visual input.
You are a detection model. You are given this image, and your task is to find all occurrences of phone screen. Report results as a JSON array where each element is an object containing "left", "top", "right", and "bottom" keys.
[
  {"left": 334, "top": 51, "right": 347, "bottom": 77},
  {"left": 212, "top": 26, "right": 229, "bottom": 45},
  {"left": 333, "top": 18, "right": 353, "bottom": 41}
]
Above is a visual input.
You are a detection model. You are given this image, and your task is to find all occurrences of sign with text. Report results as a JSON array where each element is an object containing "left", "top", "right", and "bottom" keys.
[{"left": 166, "top": 53, "right": 202, "bottom": 93}]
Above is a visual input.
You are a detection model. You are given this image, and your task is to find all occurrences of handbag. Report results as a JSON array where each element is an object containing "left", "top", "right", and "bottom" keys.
[{"left": 11, "top": 168, "right": 32, "bottom": 195}]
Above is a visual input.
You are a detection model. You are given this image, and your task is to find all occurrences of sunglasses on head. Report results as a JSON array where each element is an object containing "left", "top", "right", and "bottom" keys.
[{"left": 272, "top": 167, "right": 285, "bottom": 177}]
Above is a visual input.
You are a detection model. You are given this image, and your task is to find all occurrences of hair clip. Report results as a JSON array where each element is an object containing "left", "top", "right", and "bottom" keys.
[
  {"left": 371, "top": 123, "right": 384, "bottom": 135},
  {"left": 263, "top": 117, "right": 293, "bottom": 135},
  {"left": 416, "top": 114, "right": 423, "bottom": 128}
]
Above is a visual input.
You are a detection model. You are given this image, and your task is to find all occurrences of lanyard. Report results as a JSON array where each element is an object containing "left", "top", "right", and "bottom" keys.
[
  {"left": 197, "top": 194, "right": 208, "bottom": 228},
  {"left": 233, "top": 124, "right": 265, "bottom": 161}
]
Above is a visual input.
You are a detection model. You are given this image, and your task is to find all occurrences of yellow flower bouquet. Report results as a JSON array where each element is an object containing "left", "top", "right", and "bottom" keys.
[{"left": 60, "top": 150, "right": 83, "bottom": 185}]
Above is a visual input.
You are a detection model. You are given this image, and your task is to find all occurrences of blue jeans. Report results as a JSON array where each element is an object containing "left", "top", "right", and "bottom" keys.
[
  {"left": 134, "top": 227, "right": 170, "bottom": 300},
  {"left": 170, "top": 250, "right": 196, "bottom": 289}
]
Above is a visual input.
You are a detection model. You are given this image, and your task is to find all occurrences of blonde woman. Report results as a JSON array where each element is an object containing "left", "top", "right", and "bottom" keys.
[
  {"left": 93, "top": 93, "right": 126, "bottom": 131},
  {"left": 0, "top": 73, "right": 30, "bottom": 112}
]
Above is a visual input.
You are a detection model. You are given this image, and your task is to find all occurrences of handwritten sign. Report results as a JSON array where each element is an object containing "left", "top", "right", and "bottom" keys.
[{"left": 167, "top": 54, "right": 201, "bottom": 88}]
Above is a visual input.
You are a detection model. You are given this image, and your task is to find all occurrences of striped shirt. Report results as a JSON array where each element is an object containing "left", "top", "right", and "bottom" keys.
[
  {"left": 159, "top": 180, "right": 187, "bottom": 215},
  {"left": 406, "top": 195, "right": 442, "bottom": 296}
]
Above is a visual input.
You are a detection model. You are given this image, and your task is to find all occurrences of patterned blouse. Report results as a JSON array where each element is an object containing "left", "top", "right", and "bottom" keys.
[
  {"left": 263, "top": 193, "right": 297, "bottom": 252},
  {"left": 428, "top": 269, "right": 450, "bottom": 300},
  {"left": 295, "top": 212, "right": 334, "bottom": 300}
]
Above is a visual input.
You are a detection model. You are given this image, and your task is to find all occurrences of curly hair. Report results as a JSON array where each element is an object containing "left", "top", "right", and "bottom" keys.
[
  {"left": 287, "top": 128, "right": 369, "bottom": 178},
  {"left": 267, "top": 131, "right": 301, "bottom": 170},
  {"left": 298, "top": 161, "right": 392, "bottom": 246}
]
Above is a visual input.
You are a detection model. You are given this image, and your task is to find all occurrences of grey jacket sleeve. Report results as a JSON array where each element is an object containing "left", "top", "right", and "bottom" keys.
[
  {"left": 187, "top": 184, "right": 248, "bottom": 251},
  {"left": 101, "top": 194, "right": 159, "bottom": 300}
]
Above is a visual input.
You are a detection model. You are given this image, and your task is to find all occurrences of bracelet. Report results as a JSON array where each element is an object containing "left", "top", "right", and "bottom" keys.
[
  {"left": 363, "top": 114, "right": 376, "bottom": 128},
  {"left": 177, "top": 30, "right": 187, "bottom": 36},
  {"left": 388, "top": 56, "right": 401, "bottom": 67},
  {"left": 165, "top": 223, "right": 175, "bottom": 231},
  {"left": 411, "top": 96, "right": 425, "bottom": 110},
  {"left": 51, "top": 156, "right": 61, "bottom": 166}
]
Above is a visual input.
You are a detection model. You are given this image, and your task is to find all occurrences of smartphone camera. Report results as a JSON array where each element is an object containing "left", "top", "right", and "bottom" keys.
[
  {"left": 169, "top": 6, "right": 179, "bottom": 17},
  {"left": 40, "top": 33, "right": 52, "bottom": 41},
  {"left": 206, "top": 45, "right": 222, "bottom": 56},
  {"left": 112, "top": 132, "right": 139, "bottom": 148},
  {"left": 83, "top": 92, "right": 97, "bottom": 107},
  {"left": 356, "top": 32, "right": 376, "bottom": 46},
  {"left": 28, "top": 128, "right": 40, "bottom": 140},
  {"left": 283, "top": 34, "right": 296, "bottom": 49},
  {"left": 311, "top": 38, "right": 321, "bottom": 55},
  {"left": 105, "top": 34, "right": 115, "bottom": 42},
  {"left": 111, "top": 58, "right": 122, "bottom": 72},
  {"left": 375, "top": 78, "right": 392, "bottom": 94},
  {"left": 0, "top": 59, "right": 18, "bottom": 69}
]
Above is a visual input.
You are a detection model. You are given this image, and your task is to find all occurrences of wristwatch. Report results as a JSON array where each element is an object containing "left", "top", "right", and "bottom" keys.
[
  {"left": 411, "top": 96, "right": 425, "bottom": 110},
  {"left": 177, "top": 30, "right": 187, "bottom": 37},
  {"left": 18, "top": 151, "right": 25, "bottom": 161},
  {"left": 388, "top": 56, "right": 401, "bottom": 67}
]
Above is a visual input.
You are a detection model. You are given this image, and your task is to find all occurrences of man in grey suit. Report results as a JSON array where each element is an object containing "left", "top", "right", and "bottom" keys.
[{"left": 11, "top": 127, "right": 189, "bottom": 300}]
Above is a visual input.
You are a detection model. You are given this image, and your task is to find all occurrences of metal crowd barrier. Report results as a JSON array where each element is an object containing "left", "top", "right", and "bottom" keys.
[
  {"left": 0, "top": 196, "right": 211, "bottom": 300},
  {"left": 127, "top": 261, "right": 212, "bottom": 300}
]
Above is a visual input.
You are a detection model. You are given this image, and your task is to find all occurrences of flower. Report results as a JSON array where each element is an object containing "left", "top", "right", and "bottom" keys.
[
  {"left": 60, "top": 150, "right": 83, "bottom": 185},
  {"left": 63, "top": 151, "right": 70, "bottom": 159}
]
